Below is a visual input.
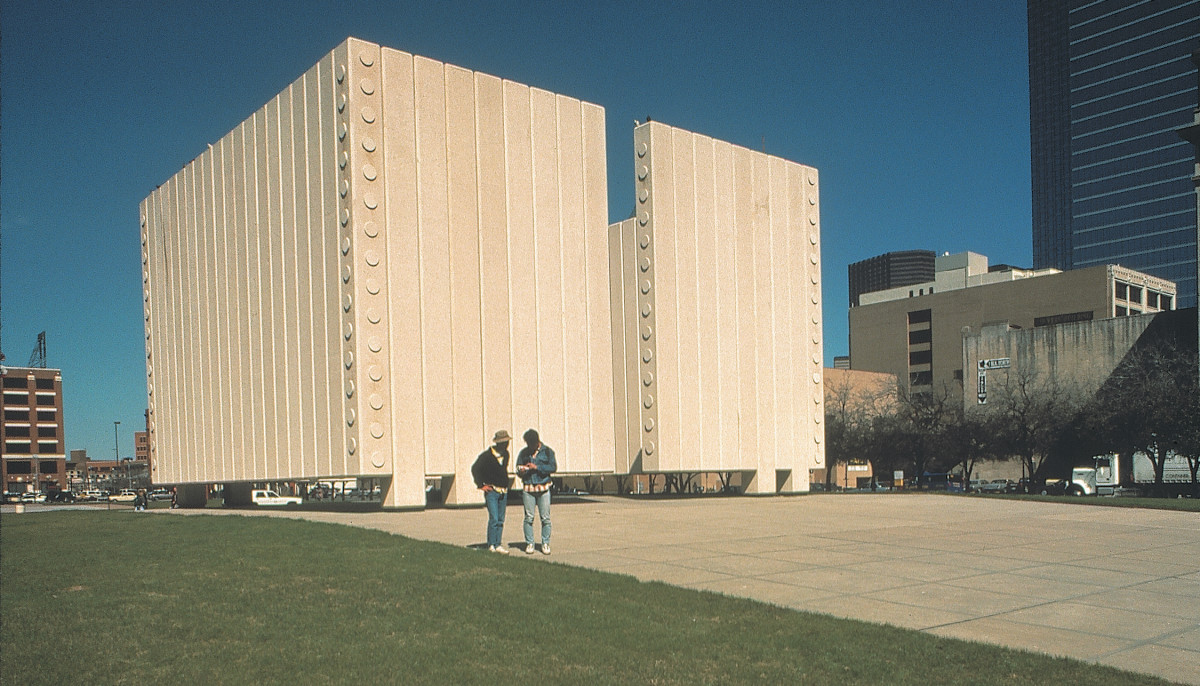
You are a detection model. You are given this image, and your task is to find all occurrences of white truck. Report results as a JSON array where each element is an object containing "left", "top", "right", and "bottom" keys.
[
  {"left": 251, "top": 489, "right": 302, "bottom": 506},
  {"left": 1070, "top": 452, "right": 1192, "bottom": 495}
]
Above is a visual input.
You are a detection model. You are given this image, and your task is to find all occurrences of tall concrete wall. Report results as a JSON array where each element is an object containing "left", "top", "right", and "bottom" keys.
[
  {"left": 611, "top": 122, "right": 825, "bottom": 493},
  {"left": 142, "top": 38, "right": 614, "bottom": 507}
]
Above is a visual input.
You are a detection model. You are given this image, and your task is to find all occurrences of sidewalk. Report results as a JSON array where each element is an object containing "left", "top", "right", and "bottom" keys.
[{"left": 176, "top": 494, "right": 1200, "bottom": 684}]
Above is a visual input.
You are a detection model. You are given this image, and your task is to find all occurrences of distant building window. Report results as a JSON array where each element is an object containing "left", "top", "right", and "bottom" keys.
[
  {"left": 1162, "top": 295, "right": 1172, "bottom": 309},
  {"left": 909, "top": 350, "right": 933, "bottom": 365},
  {"left": 1147, "top": 293, "right": 1159, "bottom": 309},
  {"left": 39, "top": 460, "right": 59, "bottom": 473},
  {"left": 6, "top": 426, "right": 30, "bottom": 437},
  {"left": 6, "top": 459, "right": 32, "bottom": 473},
  {"left": 35, "top": 396, "right": 56, "bottom": 406},
  {"left": 36, "top": 442, "right": 58, "bottom": 454},
  {"left": 1116, "top": 282, "right": 1128, "bottom": 300},
  {"left": 908, "top": 329, "right": 932, "bottom": 344},
  {"left": 34, "top": 378, "right": 55, "bottom": 390},
  {"left": 5, "top": 442, "right": 32, "bottom": 455},
  {"left": 1128, "top": 286, "right": 1142, "bottom": 304},
  {"left": 909, "top": 371, "right": 933, "bottom": 386},
  {"left": 3, "top": 392, "right": 27, "bottom": 404},
  {"left": 2, "top": 377, "right": 27, "bottom": 389},
  {"left": 37, "top": 426, "right": 57, "bottom": 438},
  {"left": 908, "top": 309, "right": 932, "bottom": 324},
  {"left": 953, "top": 369, "right": 963, "bottom": 381},
  {"left": 36, "top": 410, "right": 55, "bottom": 421},
  {"left": 4, "top": 409, "right": 29, "bottom": 421},
  {"left": 1116, "top": 306, "right": 1127, "bottom": 316}
]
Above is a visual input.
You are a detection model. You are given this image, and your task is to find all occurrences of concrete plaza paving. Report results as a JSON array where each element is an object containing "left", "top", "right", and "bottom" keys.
[{"left": 181, "top": 493, "right": 1197, "bottom": 683}]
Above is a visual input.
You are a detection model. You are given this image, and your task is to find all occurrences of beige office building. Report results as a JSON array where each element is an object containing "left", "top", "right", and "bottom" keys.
[
  {"left": 848, "top": 251, "right": 1176, "bottom": 398},
  {"left": 141, "top": 38, "right": 824, "bottom": 507}
]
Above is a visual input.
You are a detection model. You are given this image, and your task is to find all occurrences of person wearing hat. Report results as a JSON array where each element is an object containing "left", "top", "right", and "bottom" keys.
[
  {"left": 516, "top": 428, "right": 557, "bottom": 554},
  {"left": 472, "top": 429, "right": 513, "bottom": 553}
]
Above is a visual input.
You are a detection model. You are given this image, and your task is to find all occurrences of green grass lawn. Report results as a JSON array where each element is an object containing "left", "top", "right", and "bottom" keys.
[
  {"left": 959, "top": 493, "right": 1200, "bottom": 512},
  {"left": 1, "top": 512, "right": 1173, "bottom": 685}
]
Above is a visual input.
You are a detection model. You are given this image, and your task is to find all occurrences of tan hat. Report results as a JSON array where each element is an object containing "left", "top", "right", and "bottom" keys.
[{"left": 493, "top": 430, "right": 512, "bottom": 443}]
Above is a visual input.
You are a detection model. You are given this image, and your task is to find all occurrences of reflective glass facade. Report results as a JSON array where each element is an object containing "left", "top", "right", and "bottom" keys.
[{"left": 1030, "top": 0, "right": 1200, "bottom": 306}]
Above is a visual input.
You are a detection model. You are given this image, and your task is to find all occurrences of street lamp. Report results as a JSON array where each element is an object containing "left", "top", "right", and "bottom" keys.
[{"left": 113, "top": 421, "right": 121, "bottom": 485}]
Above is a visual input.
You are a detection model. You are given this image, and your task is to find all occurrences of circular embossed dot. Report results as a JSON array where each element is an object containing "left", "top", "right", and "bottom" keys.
[
  {"left": 642, "top": 325, "right": 652, "bottom": 340},
  {"left": 360, "top": 52, "right": 374, "bottom": 67},
  {"left": 643, "top": 371, "right": 654, "bottom": 386},
  {"left": 341, "top": 237, "right": 351, "bottom": 255},
  {"left": 369, "top": 366, "right": 382, "bottom": 382},
  {"left": 366, "top": 279, "right": 380, "bottom": 295},
  {"left": 643, "top": 395, "right": 654, "bottom": 409},
  {"left": 812, "top": 333, "right": 820, "bottom": 344},
  {"left": 362, "top": 136, "right": 376, "bottom": 152},
  {"left": 348, "top": 437, "right": 357, "bottom": 454},
  {"left": 338, "top": 93, "right": 347, "bottom": 112},
  {"left": 811, "top": 294, "right": 819, "bottom": 304},
  {"left": 371, "top": 453, "right": 385, "bottom": 468},
  {"left": 364, "top": 194, "right": 378, "bottom": 210},
  {"left": 641, "top": 280, "right": 652, "bottom": 294},
  {"left": 365, "top": 250, "right": 380, "bottom": 267},
  {"left": 367, "top": 309, "right": 381, "bottom": 324},
  {"left": 368, "top": 337, "right": 382, "bottom": 353},
  {"left": 344, "top": 350, "right": 354, "bottom": 368},
  {"left": 645, "top": 441, "right": 655, "bottom": 455},
  {"left": 640, "top": 257, "right": 651, "bottom": 272},
  {"left": 363, "top": 163, "right": 377, "bottom": 181},
  {"left": 812, "top": 314, "right": 820, "bottom": 324},
  {"left": 638, "top": 188, "right": 649, "bottom": 203},
  {"left": 810, "top": 233, "right": 818, "bottom": 245},
  {"left": 644, "top": 417, "right": 655, "bottom": 431},
  {"left": 340, "top": 179, "right": 349, "bottom": 197},
  {"left": 340, "top": 209, "right": 350, "bottom": 226},
  {"left": 814, "top": 414, "right": 822, "bottom": 424},
  {"left": 809, "top": 196, "right": 817, "bottom": 205},
  {"left": 370, "top": 394, "right": 384, "bottom": 410},
  {"left": 642, "top": 348, "right": 653, "bottom": 363},
  {"left": 342, "top": 265, "right": 352, "bottom": 283},
  {"left": 361, "top": 107, "right": 376, "bottom": 124},
  {"left": 813, "top": 373, "right": 821, "bottom": 384},
  {"left": 343, "top": 293, "right": 353, "bottom": 312},
  {"left": 344, "top": 322, "right": 354, "bottom": 339},
  {"left": 640, "top": 234, "right": 651, "bottom": 249},
  {"left": 336, "top": 64, "right": 346, "bottom": 82},
  {"left": 345, "top": 379, "right": 355, "bottom": 397},
  {"left": 641, "top": 303, "right": 652, "bottom": 317},
  {"left": 360, "top": 79, "right": 375, "bottom": 95},
  {"left": 363, "top": 220, "right": 378, "bottom": 238},
  {"left": 637, "top": 142, "right": 648, "bottom": 157},
  {"left": 339, "top": 122, "right": 347, "bottom": 140},
  {"left": 810, "top": 254, "right": 819, "bottom": 265},
  {"left": 347, "top": 408, "right": 357, "bottom": 426},
  {"left": 809, "top": 216, "right": 818, "bottom": 226},
  {"left": 638, "top": 211, "right": 649, "bottom": 226},
  {"left": 370, "top": 423, "right": 384, "bottom": 439},
  {"left": 340, "top": 151, "right": 349, "bottom": 169},
  {"left": 638, "top": 165, "right": 648, "bottom": 180},
  {"left": 814, "top": 394, "right": 822, "bottom": 404},
  {"left": 813, "top": 353, "right": 821, "bottom": 365},
  {"left": 814, "top": 434, "right": 822, "bottom": 444}
]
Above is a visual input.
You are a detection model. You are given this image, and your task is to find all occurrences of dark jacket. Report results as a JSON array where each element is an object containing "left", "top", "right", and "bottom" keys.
[{"left": 472, "top": 446, "right": 510, "bottom": 489}]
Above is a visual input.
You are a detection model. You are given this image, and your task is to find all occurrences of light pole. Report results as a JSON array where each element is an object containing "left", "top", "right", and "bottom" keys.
[{"left": 113, "top": 421, "right": 121, "bottom": 488}]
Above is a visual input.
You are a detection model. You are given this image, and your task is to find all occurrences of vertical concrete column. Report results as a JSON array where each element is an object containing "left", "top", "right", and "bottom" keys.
[
  {"left": 223, "top": 482, "right": 253, "bottom": 506},
  {"left": 175, "top": 484, "right": 209, "bottom": 509}
]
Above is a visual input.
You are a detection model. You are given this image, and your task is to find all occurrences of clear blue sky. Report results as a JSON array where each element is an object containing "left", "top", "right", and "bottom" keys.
[{"left": 1, "top": 0, "right": 1032, "bottom": 459}]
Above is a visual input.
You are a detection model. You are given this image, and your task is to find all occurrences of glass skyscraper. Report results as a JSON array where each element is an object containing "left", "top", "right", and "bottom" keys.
[{"left": 1029, "top": 0, "right": 1200, "bottom": 307}]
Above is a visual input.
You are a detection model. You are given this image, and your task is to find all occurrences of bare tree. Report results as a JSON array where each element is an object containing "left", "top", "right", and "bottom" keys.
[
  {"left": 824, "top": 370, "right": 897, "bottom": 489},
  {"left": 946, "top": 405, "right": 1000, "bottom": 489},
  {"left": 988, "top": 366, "right": 1082, "bottom": 483},
  {"left": 895, "top": 383, "right": 957, "bottom": 480}
]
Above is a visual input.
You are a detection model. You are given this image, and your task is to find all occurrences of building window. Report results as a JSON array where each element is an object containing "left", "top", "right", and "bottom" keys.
[
  {"left": 3, "top": 392, "right": 27, "bottom": 405},
  {"left": 1116, "top": 306, "right": 1127, "bottom": 316},
  {"left": 4, "top": 409, "right": 29, "bottom": 421},
  {"left": 1147, "top": 293, "right": 1158, "bottom": 309},
  {"left": 909, "top": 350, "right": 933, "bottom": 365},
  {"left": 37, "top": 426, "right": 57, "bottom": 438},
  {"left": 6, "top": 459, "right": 32, "bottom": 474},
  {"left": 5, "top": 442, "right": 32, "bottom": 455},
  {"left": 35, "top": 378, "right": 55, "bottom": 390},
  {"left": 2, "top": 377, "right": 27, "bottom": 389},
  {"left": 908, "top": 309, "right": 932, "bottom": 324},
  {"left": 36, "top": 410, "right": 55, "bottom": 422},
  {"left": 953, "top": 369, "right": 963, "bottom": 381},
  {"left": 1128, "top": 286, "right": 1142, "bottom": 304},
  {"left": 36, "top": 441, "right": 58, "bottom": 454},
  {"left": 39, "top": 461, "right": 59, "bottom": 473},
  {"left": 35, "top": 396, "right": 56, "bottom": 406},
  {"left": 6, "top": 426, "right": 31, "bottom": 437},
  {"left": 1116, "top": 282, "right": 1128, "bottom": 300},
  {"left": 909, "top": 371, "right": 933, "bottom": 386},
  {"left": 908, "top": 329, "right": 932, "bottom": 345},
  {"left": 1162, "top": 295, "right": 1173, "bottom": 310}
]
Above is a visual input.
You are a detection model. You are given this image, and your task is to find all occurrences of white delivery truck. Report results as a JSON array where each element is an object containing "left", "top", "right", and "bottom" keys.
[{"left": 1070, "top": 452, "right": 1192, "bottom": 496}]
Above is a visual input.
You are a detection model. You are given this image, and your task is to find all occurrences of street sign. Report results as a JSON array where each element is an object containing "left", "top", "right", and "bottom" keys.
[
  {"left": 978, "top": 357, "right": 1010, "bottom": 370},
  {"left": 977, "top": 370, "right": 987, "bottom": 404}
]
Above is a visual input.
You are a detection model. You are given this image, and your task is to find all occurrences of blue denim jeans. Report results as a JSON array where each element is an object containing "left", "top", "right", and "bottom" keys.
[
  {"left": 522, "top": 489, "right": 551, "bottom": 546},
  {"left": 483, "top": 490, "right": 507, "bottom": 548}
]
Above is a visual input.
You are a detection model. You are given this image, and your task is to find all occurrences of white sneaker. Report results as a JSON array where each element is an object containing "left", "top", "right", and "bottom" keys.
[
  {"left": 494, "top": 545, "right": 509, "bottom": 554},
  {"left": 525, "top": 544, "right": 536, "bottom": 554},
  {"left": 541, "top": 544, "right": 551, "bottom": 555}
]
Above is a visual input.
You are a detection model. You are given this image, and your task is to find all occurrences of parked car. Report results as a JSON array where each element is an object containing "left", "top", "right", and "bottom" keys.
[
  {"left": 80, "top": 490, "right": 106, "bottom": 502},
  {"left": 252, "top": 489, "right": 301, "bottom": 506},
  {"left": 109, "top": 490, "right": 138, "bottom": 503},
  {"left": 979, "top": 479, "right": 1011, "bottom": 493},
  {"left": 44, "top": 491, "right": 77, "bottom": 503},
  {"left": 149, "top": 489, "right": 172, "bottom": 501},
  {"left": 19, "top": 492, "right": 45, "bottom": 503}
]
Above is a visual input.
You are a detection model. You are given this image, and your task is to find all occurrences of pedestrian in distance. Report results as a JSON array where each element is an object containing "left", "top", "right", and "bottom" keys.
[
  {"left": 516, "top": 428, "right": 556, "bottom": 555},
  {"left": 472, "top": 429, "right": 513, "bottom": 553}
]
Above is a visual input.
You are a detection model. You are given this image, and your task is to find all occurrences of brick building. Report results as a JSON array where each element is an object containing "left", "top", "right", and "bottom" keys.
[{"left": 2, "top": 366, "right": 67, "bottom": 494}]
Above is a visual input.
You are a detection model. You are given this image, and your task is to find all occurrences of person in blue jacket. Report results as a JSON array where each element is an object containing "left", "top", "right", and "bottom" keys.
[{"left": 516, "top": 428, "right": 557, "bottom": 555}]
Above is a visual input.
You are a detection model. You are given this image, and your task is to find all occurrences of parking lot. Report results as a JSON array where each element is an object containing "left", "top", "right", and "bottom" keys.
[{"left": 160, "top": 492, "right": 1200, "bottom": 684}]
